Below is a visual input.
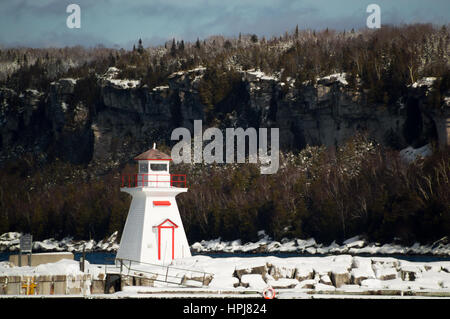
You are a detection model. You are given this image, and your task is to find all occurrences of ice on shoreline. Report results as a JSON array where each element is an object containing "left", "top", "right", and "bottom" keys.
[{"left": 1, "top": 231, "right": 449, "bottom": 257}]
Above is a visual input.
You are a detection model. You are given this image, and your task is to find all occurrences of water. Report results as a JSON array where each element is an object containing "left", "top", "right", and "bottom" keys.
[
  {"left": 0, "top": 251, "right": 116, "bottom": 265},
  {"left": 1, "top": 251, "right": 450, "bottom": 264}
]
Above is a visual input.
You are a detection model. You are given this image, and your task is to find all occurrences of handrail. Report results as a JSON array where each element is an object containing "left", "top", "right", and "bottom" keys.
[
  {"left": 120, "top": 174, "right": 187, "bottom": 188},
  {"left": 106, "top": 258, "right": 213, "bottom": 287}
]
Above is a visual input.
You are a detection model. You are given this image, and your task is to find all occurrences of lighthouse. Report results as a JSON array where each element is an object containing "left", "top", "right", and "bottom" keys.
[{"left": 116, "top": 144, "right": 191, "bottom": 265}]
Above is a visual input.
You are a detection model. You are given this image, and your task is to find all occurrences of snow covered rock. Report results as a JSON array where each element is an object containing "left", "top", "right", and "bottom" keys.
[
  {"left": 234, "top": 262, "right": 268, "bottom": 279},
  {"left": 320, "top": 274, "right": 333, "bottom": 286},
  {"left": 294, "top": 265, "right": 314, "bottom": 281},
  {"left": 268, "top": 262, "right": 296, "bottom": 279},
  {"left": 332, "top": 255, "right": 353, "bottom": 270},
  {"left": 0, "top": 232, "right": 21, "bottom": 252},
  {"left": 411, "top": 77, "right": 436, "bottom": 89},
  {"left": 240, "top": 274, "right": 267, "bottom": 290},
  {"left": 33, "top": 238, "right": 64, "bottom": 251},
  {"left": 343, "top": 236, "right": 366, "bottom": 249},
  {"left": 266, "top": 278, "right": 299, "bottom": 289},
  {"left": 317, "top": 73, "right": 348, "bottom": 86},
  {"left": 296, "top": 238, "right": 316, "bottom": 253},
  {"left": 330, "top": 268, "right": 351, "bottom": 288},
  {"left": 374, "top": 267, "right": 397, "bottom": 281},
  {"left": 296, "top": 279, "right": 315, "bottom": 289},
  {"left": 95, "top": 231, "right": 119, "bottom": 251},
  {"left": 360, "top": 278, "right": 383, "bottom": 289},
  {"left": 351, "top": 268, "right": 375, "bottom": 285},
  {"left": 371, "top": 257, "right": 400, "bottom": 269},
  {"left": 399, "top": 263, "right": 421, "bottom": 281},
  {"left": 351, "top": 257, "right": 376, "bottom": 284}
]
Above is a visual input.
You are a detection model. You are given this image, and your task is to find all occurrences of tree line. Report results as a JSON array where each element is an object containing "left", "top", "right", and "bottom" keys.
[{"left": 1, "top": 136, "right": 448, "bottom": 245}]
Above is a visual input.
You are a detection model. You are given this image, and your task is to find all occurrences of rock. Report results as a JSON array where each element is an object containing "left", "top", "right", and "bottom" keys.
[
  {"left": 296, "top": 279, "right": 315, "bottom": 289},
  {"left": 351, "top": 268, "right": 375, "bottom": 285},
  {"left": 374, "top": 267, "right": 397, "bottom": 281},
  {"left": 2, "top": 62, "right": 449, "bottom": 172},
  {"left": 332, "top": 255, "right": 353, "bottom": 270},
  {"left": 234, "top": 263, "right": 268, "bottom": 279},
  {"left": 350, "top": 257, "right": 376, "bottom": 285},
  {"left": 268, "top": 263, "right": 296, "bottom": 279},
  {"left": 330, "top": 268, "right": 351, "bottom": 288},
  {"left": 320, "top": 275, "right": 333, "bottom": 286},
  {"left": 371, "top": 257, "right": 399, "bottom": 269},
  {"left": 343, "top": 236, "right": 366, "bottom": 248},
  {"left": 294, "top": 265, "right": 314, "bottom": 281},
  {"left": 190, "top": 242, "right": 204, "bottom": 252},
  {"left": 399, "top": 264, "right": 421, "bottom": 281}
]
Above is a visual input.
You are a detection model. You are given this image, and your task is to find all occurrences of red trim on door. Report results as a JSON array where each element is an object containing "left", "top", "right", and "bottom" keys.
[{"left": 153, "top": 219, "right": 178, "bottom": 260}]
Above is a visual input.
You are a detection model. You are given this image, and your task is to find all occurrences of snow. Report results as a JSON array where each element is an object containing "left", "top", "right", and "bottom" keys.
[
  {"left": 317, "top": 73, "right": 348, "bottom": 86},
  {"left": 296, "top": 279, "right": 316, "bottom": 289},
  {"left": 411, "top": 77, "right": 436, "bottom": 88},
  {"left": 343, "top": 236, "right": 366, "bottom": 248},
  {"left": 240, "top": 274, "right": 267, "bottom": 290},
  {"left": 101, "top": 66, "right": 140, "bottom": 89},
  {"left": 0, "top": 259, "right": 84, "bottom": 277},
  {"left": 267, "top": 277, "right": 299, "bottom": 288},
  {"left": 245, "top": 69, "right": 278, "bottom": 81},
  {"left": 106, "top": 78, "right": 140, "bottom": 89},
  {"left": 399, "top": 144, "right": 432, "bottom": 163},
  {"left": 374, "top": 267, "right": 398, "bottom": 280},
  {"left": 1, "top": 254, "right": 450, "bottom": 298},
  {"left": 152, "top": 85, "right": 169, "bottom": 92},
  {"left": 360, "top": 278, "right": 383, "bottom": 289}
]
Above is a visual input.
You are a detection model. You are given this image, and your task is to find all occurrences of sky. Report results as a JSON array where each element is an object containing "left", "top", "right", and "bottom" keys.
[{"left": 0, "top": 0, "right": 449, "bottom": 49}]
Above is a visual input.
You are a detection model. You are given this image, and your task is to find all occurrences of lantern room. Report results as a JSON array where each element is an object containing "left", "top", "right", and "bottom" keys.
[
  {"left": 121, "top": 144, "right": 186, "bottom": 188},
  {"left": 135, "top": 143, "right": 171, "bottom": 175}
]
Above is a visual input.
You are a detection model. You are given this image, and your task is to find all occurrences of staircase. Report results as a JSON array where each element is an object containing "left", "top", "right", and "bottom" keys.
[{"left": 104, "top": 258, "right": 213, "bottom": 293}]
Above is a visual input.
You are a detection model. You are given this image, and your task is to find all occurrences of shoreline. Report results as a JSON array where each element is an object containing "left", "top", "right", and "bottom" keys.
[{"left": 1, "top": 232, "right": 449, "bottom": 257}]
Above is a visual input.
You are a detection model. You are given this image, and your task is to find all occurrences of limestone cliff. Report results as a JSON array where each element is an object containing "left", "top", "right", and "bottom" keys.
[{"left": 1, "top": 67, "right": 449, "bottom": 171}]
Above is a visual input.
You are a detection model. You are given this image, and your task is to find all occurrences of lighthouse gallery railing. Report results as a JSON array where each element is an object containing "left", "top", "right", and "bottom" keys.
[{"left": 120, "top": 174, "right": 187, "bottom": 188}]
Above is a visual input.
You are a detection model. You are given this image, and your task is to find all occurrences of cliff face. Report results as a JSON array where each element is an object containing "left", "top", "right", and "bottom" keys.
[{"left": 1, "top": 67, "right": 449, "bottom": 170}]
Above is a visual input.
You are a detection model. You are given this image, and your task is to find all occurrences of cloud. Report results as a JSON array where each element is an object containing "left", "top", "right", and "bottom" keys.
[{"left": 0, "top": 0, "right": 448, "bottom": 48}]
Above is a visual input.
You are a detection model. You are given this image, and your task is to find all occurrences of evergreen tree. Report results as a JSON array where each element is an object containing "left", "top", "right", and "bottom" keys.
[
  {"left": 179, "top": 40, "right": 185, "bottom": 52},
  {"left": 137, "top": 38, "right": 144, "bottom": 54},
  {"left": 170, "top": 38, "right": 177, "bottom": 57}
]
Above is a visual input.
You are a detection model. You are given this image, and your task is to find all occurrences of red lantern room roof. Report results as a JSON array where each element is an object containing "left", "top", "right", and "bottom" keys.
[{"left": 134, "top": 148, "right": 172, "bottom": 161}]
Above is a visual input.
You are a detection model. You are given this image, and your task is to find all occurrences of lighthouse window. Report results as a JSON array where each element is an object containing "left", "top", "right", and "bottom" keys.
[
  {"left": 139, "top": 163, "right": 148, "bottom": 173},
  {"left": 150, "top": 164, "right": 167, "bottom": 171}
]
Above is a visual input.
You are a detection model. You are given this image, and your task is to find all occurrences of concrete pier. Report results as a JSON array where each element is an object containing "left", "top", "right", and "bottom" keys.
[
  {"left": 0, "top": 274, "right": 92, "bottom": 295},
  {"left": 9, "top": 252, "right": 74, "bottom": 267}
]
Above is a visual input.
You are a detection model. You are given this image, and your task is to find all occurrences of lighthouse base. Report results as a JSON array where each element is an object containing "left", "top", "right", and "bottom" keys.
[{"left": 116, "top": 187, "right": 191, "bottom": 265}]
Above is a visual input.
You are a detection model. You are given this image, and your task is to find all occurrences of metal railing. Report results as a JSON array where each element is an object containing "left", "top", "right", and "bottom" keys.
[
  {"left": 105, "top": 258, "right": 213, "bottom": 287},
  {"left": 120, "top": 174, "right": 187, "bottom": 188}
]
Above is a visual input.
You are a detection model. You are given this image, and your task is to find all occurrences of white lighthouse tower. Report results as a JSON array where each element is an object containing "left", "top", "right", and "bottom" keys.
[{"left": 116, "top": 144, "right": 191, "bottom": 265}]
